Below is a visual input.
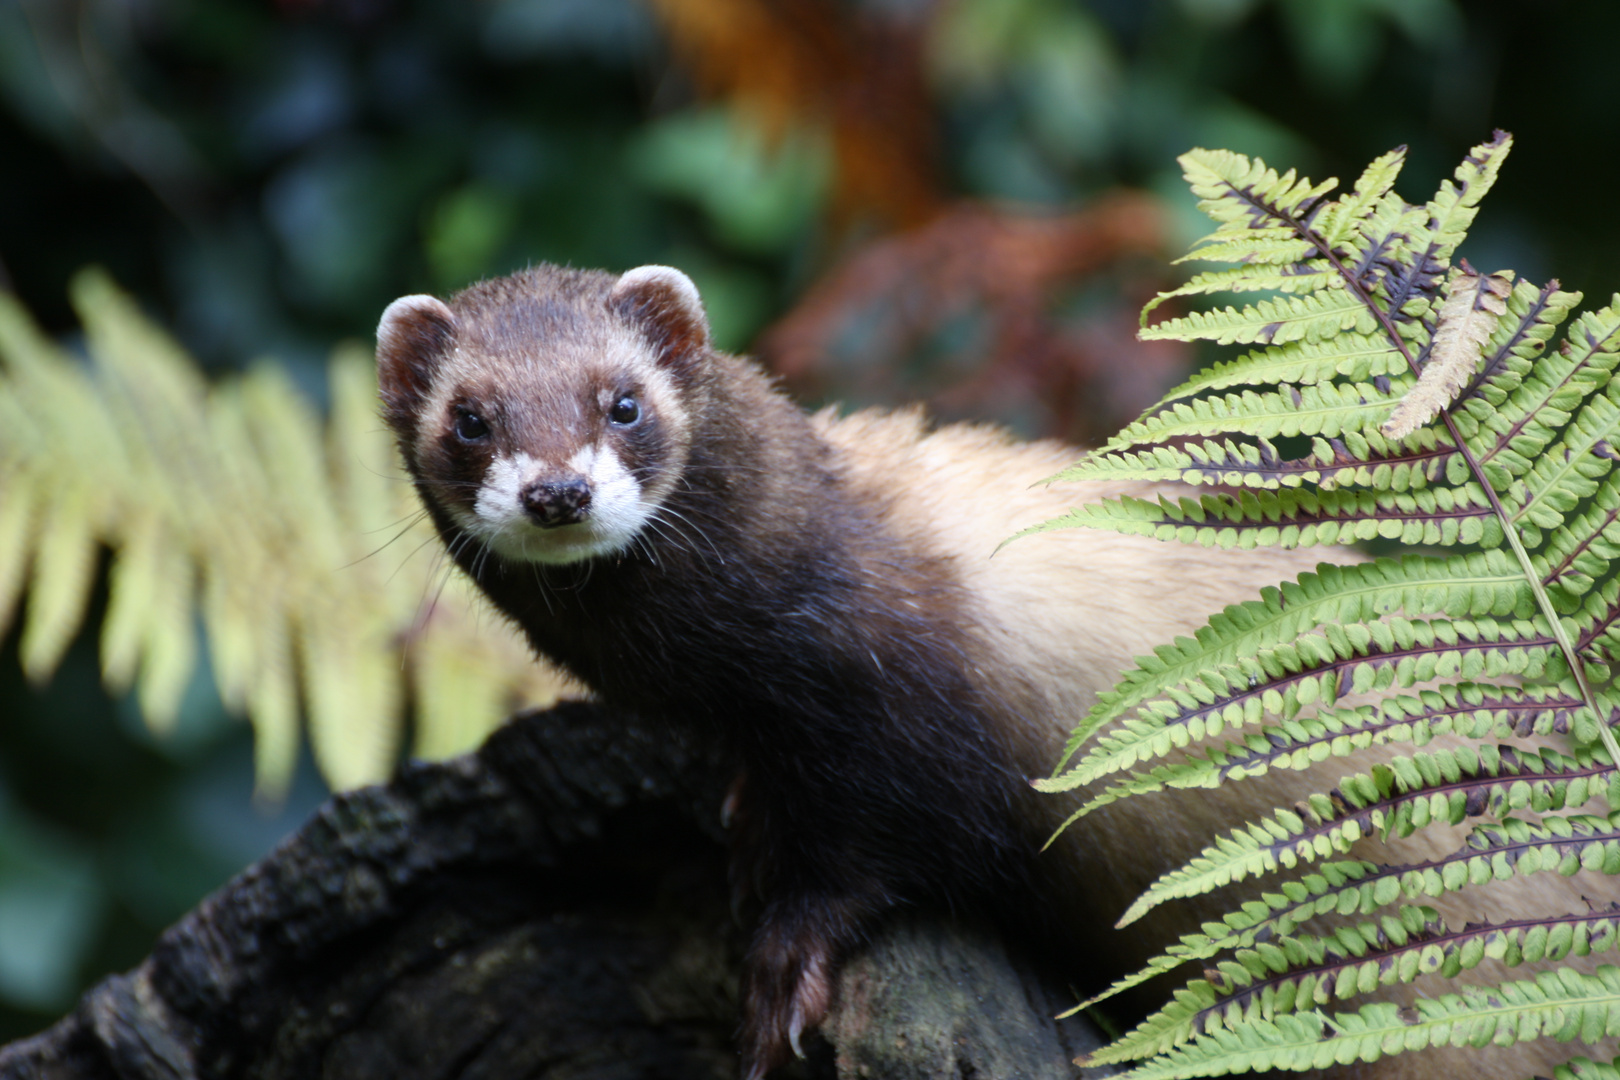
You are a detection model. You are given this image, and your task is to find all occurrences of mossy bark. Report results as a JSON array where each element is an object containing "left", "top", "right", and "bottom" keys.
[{"left": 0, "top": 704, "right": 1110, "bottom": 1080}]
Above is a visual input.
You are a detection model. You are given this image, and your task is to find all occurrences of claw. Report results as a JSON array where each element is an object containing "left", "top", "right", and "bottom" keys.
[
  {"left": 739, "top": 890, "right": 876, "bottom": 1078},
  {"left": 788, "top": 1004, "right": 805, "bottom": 1060}
]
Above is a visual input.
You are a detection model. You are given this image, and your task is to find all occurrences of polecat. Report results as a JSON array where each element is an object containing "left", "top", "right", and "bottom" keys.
[{"left": 376, "top": 265, "right": 1600, "bottom": 1080}]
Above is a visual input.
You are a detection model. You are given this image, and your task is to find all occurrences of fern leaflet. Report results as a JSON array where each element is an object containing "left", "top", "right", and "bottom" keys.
[
  {"left": 1038, "top": 133, "right": 1620, "bottom": 1077},
  {"left": 0, "top": 271, "right": 574, "bottom": 796}
]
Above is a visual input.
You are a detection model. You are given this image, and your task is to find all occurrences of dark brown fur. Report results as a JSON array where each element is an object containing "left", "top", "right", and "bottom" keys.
[{"left": 379, "top": 266, "right": 1061, "bottom": 1077}]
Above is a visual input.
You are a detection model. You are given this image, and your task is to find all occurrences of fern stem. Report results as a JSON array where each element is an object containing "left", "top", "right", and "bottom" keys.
[
  {"left": 1284, "top": 206, "right": 1620, "bottom": 766},
  {"left": 1475, "top": 462, "right": 1616, "bottom": 756}
]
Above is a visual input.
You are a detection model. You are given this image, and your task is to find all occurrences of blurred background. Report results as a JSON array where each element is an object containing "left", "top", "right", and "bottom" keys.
[{"left": 1, "top": 0, "right": 1617, "bottom": 1044}]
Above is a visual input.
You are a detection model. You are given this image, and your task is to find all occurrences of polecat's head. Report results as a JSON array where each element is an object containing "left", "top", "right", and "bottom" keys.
[{"left": 376, "top": 264, "right": 710, "bottom": 565}]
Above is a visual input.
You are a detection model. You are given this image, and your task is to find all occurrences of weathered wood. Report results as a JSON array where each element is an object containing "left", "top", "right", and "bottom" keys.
[{"left": 0, "top": 703, "right": 1110, "bottom": 1079}]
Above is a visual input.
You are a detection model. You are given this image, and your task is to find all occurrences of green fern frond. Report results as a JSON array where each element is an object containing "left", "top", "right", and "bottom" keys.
[
  {"left": 1061, "top": 857, "right": 1374, "bottom": 1018},
  {"left": 1139, "top": 289, "right": 1376, "bottom": 349},
  {"left": 1082, "top": 809, "right": 1620, "bottom": 1020},
  {"left": 1151, "top": 259, "right": 1344, "bottom": 303},
  {"left": 1103, "top": 965, "right": 1620, "bottom": 1080},
  {"left": 1057, "top": 612, "right": 1560, "bottom": 797},
  {"left": 1550, "top": 1057, "right": 1620, "bottom": 1080},
  {"left": 1105, "top": 904, "right": 1487, "bottom": 1062},
  {"left": 0, "top": 271, "right": 573, "bottom": 797},
  {"left": 1312, "top": 146, "right": 1408, "bottom": 253},
  {"left": 1417, "top": 131, "right": 1513, "bottom": 279},
  {"left": 1178, "top": 149, "right": 1341, "bottom": 236},
  {"left": 1106, "top": 894, "right": 1620, "bottom": 1066},
  {"left": 1155, "top": 336, "right": 1408, "bottom": 404},
  {"left": 1504, "top": 355, "right": 1620, "bottom": 543},
  {"left": 1171, "top": 235, "right": 1317, "bottom": 269},
  {"left": 1038, "top": 427, "right": 1462, "bottom": 495},
  {"left": 1538, "top": 488, "right": 1620, "bottom": 611},
  {"left": 1040, "top": 133, "right": 1620, "bottom": 779},
  {"left": 1035, "top": 484, "right": 1497, "bottom": 551},
  {"left": 1118, "top": 743, "right": 1613, "bottom": 928},
  {"left": 1103, "top": 378, "right": 1411, "bottom": 455},
  {"left": 1045, "top": 550, "right": 1537, "bottom": 779},
  {"left": 1207, "top": 901, "right": 1620, "bottom": 1014},
  {"left": 1071, "top": 684, "right": 1587, "bottom": 824},
  {"left": 1038, "top": 131, "right": 1620, "bottom": 1077},
  {"left": 1465, "top": 300, "right": 1620, "bottom": 502}
]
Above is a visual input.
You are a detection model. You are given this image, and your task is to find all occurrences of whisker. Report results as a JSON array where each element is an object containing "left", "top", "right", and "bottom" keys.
[
  {"left": 651, "top": 504, "right": 726, "bottom": 565},
  {"left": 347, "top": 510, "right": 434, "bottom": 571},
  {"left": 631, "top": 531, "right": 660, "bottom": 568},
  {"left": 529, "top": 561, "right": 556, "bottom": 615},
  {"left": 385, "top": 529, "right": 459, "bottom": 587}
]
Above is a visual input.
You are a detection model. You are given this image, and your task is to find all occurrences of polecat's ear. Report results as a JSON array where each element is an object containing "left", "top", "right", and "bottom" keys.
[
  {"left": 609, "top": 265, "right": 711, "bottom": 375},
  {"left": 377, "top": 294, "right": 457, "bottom": 428}
]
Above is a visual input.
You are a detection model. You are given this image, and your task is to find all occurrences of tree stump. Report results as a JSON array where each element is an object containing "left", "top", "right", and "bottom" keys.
[{"left": 0, "top": 703, "right": 1112, "bottom": 1079}]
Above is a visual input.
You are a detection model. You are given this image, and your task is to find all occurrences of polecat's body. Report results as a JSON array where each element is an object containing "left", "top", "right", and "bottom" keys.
[{"left": 378, "top": 266, "right": 1606, "bottom": 1080}]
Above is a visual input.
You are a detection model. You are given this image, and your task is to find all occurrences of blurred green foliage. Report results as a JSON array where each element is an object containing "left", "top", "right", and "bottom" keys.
[{"left": 1, "top": 0, "right": 1618, "bottom": 1045}]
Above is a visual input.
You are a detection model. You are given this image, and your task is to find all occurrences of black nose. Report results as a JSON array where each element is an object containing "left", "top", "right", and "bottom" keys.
[{"left": 520, "top": 477, "right": 592, "bottom": 527}]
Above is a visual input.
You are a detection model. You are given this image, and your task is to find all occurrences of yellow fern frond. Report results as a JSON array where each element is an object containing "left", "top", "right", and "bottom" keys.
[{"left": 0, "top": 270, "right": 575, "bottom": 799}]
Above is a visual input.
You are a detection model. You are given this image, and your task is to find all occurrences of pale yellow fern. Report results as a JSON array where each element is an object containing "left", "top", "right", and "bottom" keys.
[{"left": 0, "top": 270, "right": 573, "bottom": 798}]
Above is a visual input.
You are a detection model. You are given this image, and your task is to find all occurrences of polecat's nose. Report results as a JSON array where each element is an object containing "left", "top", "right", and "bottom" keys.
[{"left": 520, "top": 476, "right": 592, "bottom": 527}]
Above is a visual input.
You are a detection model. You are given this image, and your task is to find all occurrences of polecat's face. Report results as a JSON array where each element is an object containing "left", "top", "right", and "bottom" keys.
[
  {"left": 376, "top": 266, "right": 710, "bottom": 566},
  {"left": 425, "top": 358, "right": 687, "bottom": 566}
]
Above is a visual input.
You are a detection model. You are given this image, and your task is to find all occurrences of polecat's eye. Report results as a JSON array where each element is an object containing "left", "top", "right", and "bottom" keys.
[
  {"left": 454, "top": 411, "right": 489, "bottom": 441},
  {"left": 609, "top": 395, "right": 640, "bottom": 426}
]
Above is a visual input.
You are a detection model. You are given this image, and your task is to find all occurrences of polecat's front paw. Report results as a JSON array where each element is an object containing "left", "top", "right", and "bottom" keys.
[
  {"left": 738, "top": 904, "right": 833, "bottom": 1079},
  {"left": 736, "top": 891, "right": 882, "bottom": 1080}
]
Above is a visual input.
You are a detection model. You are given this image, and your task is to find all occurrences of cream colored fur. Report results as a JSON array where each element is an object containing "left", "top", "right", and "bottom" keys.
[
  {"left": 816, "top": 406, "right": 1617, "bottom": 1080},
  {"left": 389, "top": 262, "right": 1612, "bottom": 1077}
]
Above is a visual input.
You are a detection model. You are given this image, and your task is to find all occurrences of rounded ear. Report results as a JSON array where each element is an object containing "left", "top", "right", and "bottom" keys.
[
  {"left": 377, "top": 294, "right": 457, "bottom": 431},
  {"left": 608, "top": 265, "right": 711, "bottom": 374}
]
